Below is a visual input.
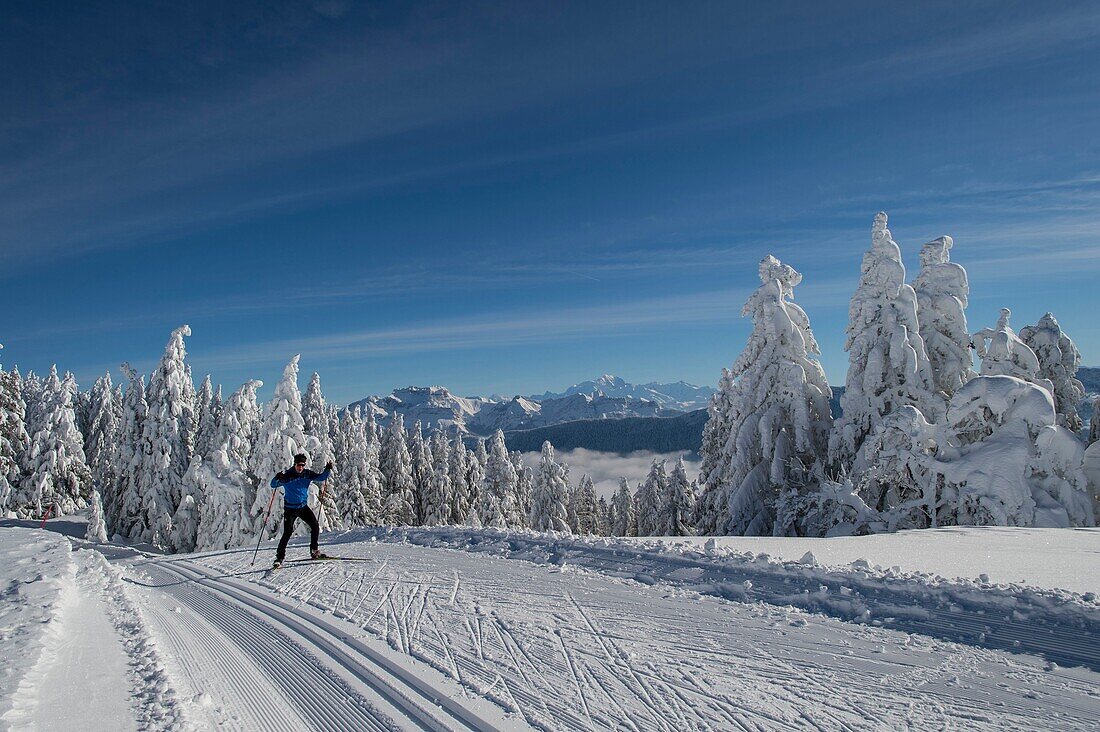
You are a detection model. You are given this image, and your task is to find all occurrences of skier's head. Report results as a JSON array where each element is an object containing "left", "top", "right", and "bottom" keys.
[{"left": 293, "top": 453, "right": 307, "bottom": 473}]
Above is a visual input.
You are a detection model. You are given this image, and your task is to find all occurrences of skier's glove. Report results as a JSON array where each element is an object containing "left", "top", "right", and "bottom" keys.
[{"left": 325, "top": 461, "right": 334, "bottom": 472}]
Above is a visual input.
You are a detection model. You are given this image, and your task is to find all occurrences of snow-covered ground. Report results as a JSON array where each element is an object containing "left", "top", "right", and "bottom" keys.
[{"left": 2, "top": 519, "right": 1098, "bottom": 730}]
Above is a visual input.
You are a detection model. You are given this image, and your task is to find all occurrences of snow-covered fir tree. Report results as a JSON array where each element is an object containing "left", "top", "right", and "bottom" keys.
[
  {"left": 193, "top": 376, "right": 222, "bottom": 459},
  {"left": 75, "top": 387, "right": 94, "bottom": 445},
  {"left": 658, "top": 456, "right": 695, "bottom": 536},
  {"left": 18, "top": 366, "right": 91, "bottom": 519},
  {"left": 698, "top": 255, "right": 833, "bottom": 536},
  {"left": 596, "top": 495, "right": 611, "bottom": 536},
  {"left": 84, "top": 372, "right": 120, "bottom": 521},
  {"left": 695, "top": 367, "right": 734, "bottom": 535},
  {"left": 571, "top": 473, "right": 599, "bottom": 535},
  {"left": 300, "top": 373, "right": 338, "bottom": 530},
  {"left": 448, "top": 435, "right": 473, "bottom": 524},
  {"left": 422, "top": 431, "right": 453, "bottom": 525},
  {"left": 0, "top": 361, "right": 29, "bottom": 517},
  {"left": 249, "top": 355, "right": 310, "bottom": 534},
  {"left": 139, "top": 325, "right": 196, "bottom": 549},
  {"left": 934, "top": 375, "right": 1095, "bottom": 528},
  {"left": 528, "top": 441, "right": 571, "bottom": 533},
  {"left": 360, "top": 409, "right": 384, "bottom": 522},
  {"left": 484, "top": 430, "right": 521, "bottom": 527},
  {"left": 21, "top": 371, "right": 44, "bottom": 442},
  {"left": 408, "top": 421, "right": 433, "bottom": 524},
  {"left": 467, "top": 438, "right": 487, "bottom": 518},
  {"left": 380, "top": 414, "right": 417, "bottom": 525},
  {"left": 301, "top": 373, "right": 327, "bottom": 440},
  {"left": 195, "top": 380, "right": 263, "bottom": 551},
  {"left": 181, "top": 364, "right": 198, "bottom": 458},
  {"left": 1019, "top": 313, "right": 1086, "bottom": 433},
  {"left": 335, "top": 407, "right": 377, "bottom": 528},
  {"left": 830, "top": 213, "right": 939, "bottom": 472},
  {"left": 86, "top": 487, "right": 109, "bottom": 542},
  {"left": 611, "top": 477, "right": 635, "bottom": 537},
  {"left": 511, "top": 450, "right": 532, "bottom": 525},
  {"left": 634, "top": 460, "right": 665, "bottom": 537},
  {"left": 172, "top": 458, "right": 203, "bottom": 552},
  {"left": 855, "top": 405, "right": 939, "bottom": 529},
  {"left": 913, "top": 235, "right": 974, "bottom": 401},
  {"left": 973, "top": 308, "right": 1042, "bottom": 382},
  {"left": 115, "top": 364, "right": 148, "bottom": 540}
]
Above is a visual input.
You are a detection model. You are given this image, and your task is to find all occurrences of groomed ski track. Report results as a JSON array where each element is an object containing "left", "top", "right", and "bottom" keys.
[
  {"left": 130, "top": 557, "right": 512, "bottom": 731},
  {"left": 118, "top": 529, "right": 1100, "bottom": 731}
]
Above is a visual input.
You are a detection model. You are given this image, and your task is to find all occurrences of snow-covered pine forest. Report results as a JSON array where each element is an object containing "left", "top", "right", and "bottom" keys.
[{"left": 1, "top": 212, "right": 1097, "bottom": 550}]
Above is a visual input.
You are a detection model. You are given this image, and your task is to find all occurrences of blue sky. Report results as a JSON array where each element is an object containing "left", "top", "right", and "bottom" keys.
[{"left": 2, "top": 1, "right": 1099, "bottom": 404}]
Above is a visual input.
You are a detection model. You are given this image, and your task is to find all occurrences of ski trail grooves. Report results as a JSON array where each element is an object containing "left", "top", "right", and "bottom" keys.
[
  {"left": 159, "top": 558, "right": 512, "bottom": 732},
  {"left": 141, "top": 561, "right": 394, "bottom": 732}
]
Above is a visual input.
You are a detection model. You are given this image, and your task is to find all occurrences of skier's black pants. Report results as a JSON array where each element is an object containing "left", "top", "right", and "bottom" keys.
[{"left": 276, "top": 505, "right": 319, "bottom": 561}]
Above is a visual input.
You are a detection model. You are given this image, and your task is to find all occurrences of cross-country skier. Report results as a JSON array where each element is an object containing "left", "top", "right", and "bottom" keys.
[{"left": 270, "top": 453, "right": 333, "bottom": 569}]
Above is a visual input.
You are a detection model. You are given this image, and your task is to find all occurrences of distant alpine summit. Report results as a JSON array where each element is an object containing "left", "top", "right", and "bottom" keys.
[
  {"left": 347, "top": 376, "right": 715, "bottom": 436},
  {"left": 532, "top": 374, "right": 715, "bottom": 411}
]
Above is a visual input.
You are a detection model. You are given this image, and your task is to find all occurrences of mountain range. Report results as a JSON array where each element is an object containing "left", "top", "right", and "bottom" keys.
[
  {"left": 347, "top": 376, "right": 715, "bottom": 437},
  {"left": 531, "top": 374, "right": 715, "bottom": 411}
]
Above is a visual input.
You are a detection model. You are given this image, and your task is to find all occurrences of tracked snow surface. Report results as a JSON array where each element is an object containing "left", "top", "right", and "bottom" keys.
[{"left": 1, "top": 521, "right": 1098, "bottom": 731}]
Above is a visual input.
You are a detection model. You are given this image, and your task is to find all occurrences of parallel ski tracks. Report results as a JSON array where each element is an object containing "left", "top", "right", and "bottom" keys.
[{"left": 146, "top": 559, "right": 505, "bottom": 732}]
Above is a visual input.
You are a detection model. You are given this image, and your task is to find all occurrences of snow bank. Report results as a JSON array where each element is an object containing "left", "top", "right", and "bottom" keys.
[
  {"left": 0, "top": 528, "right": 75, "bottom": 722},
  {"left": 633, "top": 526, "right": 1099, "bottom": 594}
]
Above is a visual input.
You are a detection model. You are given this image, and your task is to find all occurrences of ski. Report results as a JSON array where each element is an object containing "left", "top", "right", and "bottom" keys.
[{"left": 282, "top": 555, "right": 370, "bottom": 565}]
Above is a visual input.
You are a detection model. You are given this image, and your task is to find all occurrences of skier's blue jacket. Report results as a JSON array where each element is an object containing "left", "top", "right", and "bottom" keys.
[{"left": 271, "top": 467, "right": 331, "bottom": 509}]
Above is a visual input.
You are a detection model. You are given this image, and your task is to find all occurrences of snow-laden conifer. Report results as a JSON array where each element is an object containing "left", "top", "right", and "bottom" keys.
[
  {"left": 611, "top": 477, "right": 635, "bottom": 536},
  {"left": 181, "top": 364, "right": 198, "bottom": 458},
  {"left": 571, "top": 474, "right": 599, "bottom": 535},
  {"left": 0, "top": 361, "right": 29, "bottom": 517},
  {"left": 512, "top": 450, "right": 532, "bottom": 525},
  {"left": 484, "top": 430, "right": 521, "bottom": 527},
  {"left": 86, "top": 487, "right": 109, "bottom": 542},
  {"left": 422, "top": 432, "right": 453, "bottom": 525},
  {"left": 18, "top": 367, "right": 91, "bottom": 519},
  {"left": 139, "top": 325, "right": 196, "bottom": 548},
  {"left": 698, "top": 255, "right": 833, "bottom": 535},
  {"left": 830, "top": 213, "right": 939, "bottom": 471},
  {"left": 21, "top": 371, "right": 44, "bottom": 442},
  {"left": 194, "top": 376, "right": 222, "bottom": 459},
  {"left": 695, "top": 368, "right": 734, "bottom": 535},
  {"left": 448, "top": 436, "right": 473, "bottom": 524},
  {"left": 596, "top": 496, "right": 611, "bottom": 536},
  {"left": 1019, "top": 313, "right": 1086, "bottom": 433},
  {"left": 634, "top": 461, "right": 665, "bottom": 537},
  {"left": 380, "top": 414, "right": 417, "bottom": 525},
  {"left": 465, "top": 440, "right": 486, "bottom": 528},
  {"left": 973, "top": 308, "right": 1042, "bottom": 382},
  {"left": 84, "top": 372, "right": 120, "bottom": 525},
  {"left": 249, "top": 355, "right": 309, "bottom": 533},
  {"left": 115, "top": 363, "right": 148, "bottom": 540},
  {"left": 408, "top": 421, "right": 432, "bottom": 524},
  {"left": 334, "top": 407, "right": 375, "bottom": 528},
  {"left": 528, "top": 441, "right": 570, "bottom": 532},
  {"left": 196, "top": 380, "right": 262, "bottom": 551},
  {"left": 658, "top": 457, "right": 695, "bottom": 536},
  {"left": 934, "top": 375, "right": 1094, "bottom": 527},
  {"left": 75, "top": 387, "right": 94, "bottom": 444},
  {"left": 913, "top": 235, "right": 974, "bottom": 400},
  {"left": 172, "top": 458, "right": 203, "bottom": 552},
  {"left": 299, "top": 373, "right": 338, "bottom": 530},
  {"left": 856, "top": 405, "right": 939, "bottom": 529}
]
